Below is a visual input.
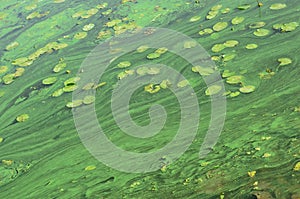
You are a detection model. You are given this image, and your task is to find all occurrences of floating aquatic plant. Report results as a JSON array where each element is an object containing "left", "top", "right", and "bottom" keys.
[
  {"left": 249, "top": 22, "right": 266, "bottom": 29},
  {"left": 42, "top": 77, "right": 57, "bottom": 85},
  {"left": 16, "top": 114, "right": 29, "bottom": 122},
  {"left": 66, "top": 100, "right": 83, "bottom": 108},
  {"left": 205, "top": 85, "right": 222, "bottom": 96},
  {"left": 14, "top": 68, "right": 25, "bottom": 78},
  {"left": 199, "top": 28, "right": 213, "bottom": 36},
  {"left": 211, "top": 43, "right": 226, "bottom": 53},
  {"left": 5, "top": 41, "right": 19, "bottom": 51},
  {"left": 144, "top": 84, "right": 160, "bottom": 94},
  {"left": 0, "top": 66, "right": 8, "bottom": 74},
  {"left": 155, "top": 47, "right": 168, "bottom": 54},
  {"left": 222, "top": 53, "right": 236, "bottom": 62},
  {"left": 177, "top": 80, "right": 189, "bottom": 88},
  {"left": 213, "top": 22, "right": 228, "bottom": 32},
  {"left": 229, "top": 91, "right": 240, "bottom": 97},
  {"left": 239, "top": 85, "right": 255, "bottom": 93},
  {"left": 221, "top": 8, "right": 230, "bottom": 14},
  {"left": 160, "top": 79, "right": 171, "bottom": 89},
  {"left": 192, "top": 65, "right": 214, "bottom": 76},
  {"left": 222, "top": 70, "right": 235, "bottom": 78},
  {"left": 2, "top": 74, "right": 15, "bottom": 84},
  {"left": 226, "top": 75, "right": 244, "bottom": 84},
  {"left": 63, "top": 85, "right": 78, "bottom": 92},
  {"left": 53, "top": 62, "right": 67, "bottom": 73},
  {"left": 189, "top": 16, "right": 201, "bottom": 22},
  {"left": 223, "top": 40, "right": 239, "bottom": 47},
  {"left": 245, "top": 44, "right": 258, "bottom": 49},
  {"left": 52, "top": 88, "right": 64, "bottom": 97},
  {"left": 74, "top": 32, "right": 87, "bottom": 39},
  {"left": 136, "top": 45, "right": 149, "bottom": 53},
  {"left": 237, "top": 4, "right": 251, "bottom": 10},
  {"left": 253, "top": 28, "right": 270, "bottom": 37},
  {"left": 269, "top": 3, "right": 287, "bottom": 10},
  {"left": 83, "top": 23, "right": 95, "bottom": 31},
  {"left": 231, "top": 16, "right": 244, "bottom": 25},
  {"left": 83, "top": 96, "right": 96, "bottom": 105},
  {"left": 64, "top": 77, "right": 80, "bottom": 86},
  {"left": 117, "top": 61, "right": 131, "bottom": 68},
  {"left": 147, "top": 52, "right": 160, "bottom": 60}
]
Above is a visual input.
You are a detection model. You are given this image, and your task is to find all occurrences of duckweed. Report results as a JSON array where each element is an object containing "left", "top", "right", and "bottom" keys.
[
  {"left": 16, "top": 114, "right": 29, "bottom": 122},
  {"left": 42, "top": 77, "right": 57, "bottom": 85},
  {"left": 213, "top": 22, "right": 228, "bottom": 32}
]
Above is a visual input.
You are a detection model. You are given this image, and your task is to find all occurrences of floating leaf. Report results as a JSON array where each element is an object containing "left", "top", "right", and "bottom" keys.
[
  {"left": 83, "top": 95, "right": 96, "bottom": 105},
  {"left": 52, "top": 88, "right": 64, "bottom": 97},
  {"left": 177, "top": 80, "right": 189, "bottom": 88},
  {"left": 0, "top": 137, "right": 3, "bottom": 143},
  {"left": 117, "top": 61, "right": 131, "bottom": 68},
  {"left": 136, "top": 67, "right": 149, "bottom": 75},
  {"left": 66, "top": 100, "right": 83, "bottom": 108},
  {"left": 0, "top": 66, "right": 8, "bottom": 74},
  {"left": 147, "top": 67, "right": 160, "bottom": 75},
  {"left": 136, "top": 45, "right": 149, "bottom": 53},
  {"left": 221, "top": 8, "right": 230, "bottom": 14},
  {"left": 280, "top": 22, "right": 299, "bottom": 32},
  {"left": 229, "top": 91, "right": 240, "bottom": 97},
  {"left": 192, "top": 66, "right": 214, "bottom": 76},
  {"left": 14, "top": 68, "right": 25, "bottom": 77},
  {"left": 83, "top": 23, "right": 95, "bottom": 31},
  {"left": 199, "top": 28, "right": 213, "bottom": 35},
  {"left": 64, "top": 77, "right": 80, "bottom": 86},
  {"left": 211, "top": 43, "right": 226, "bottom": 53},
  {"left": 144, "top": 84, "right": 160, "bottom": 93},
  {"left": 278, "top": 57, "right": 292, "bottom": 66},
  {"left": 5, "top": 41, "right": 19, "bottom": 51},
  {"left": 237, "top": 4, "right": 250, "bottom": 10},
  {"left": 211, "top": 4, "right": 222, "bottom": 11},
  {"left": 147, "top": 52, "right": 160, "bottom": 60},
  {"left": 85, "top": 165, "right": 96, "bottom": 171},
  {"left": 226, "top": 75, "right": 244, "bottom": 84},
  {"left": 74, "top": 32, "right": 87, "bottom": 39},
  {"left": 213, "top": 22, "right": 228, "bottom": 32},
  {"left": 42, "top": 77, "right": 57, "bottom": 85},
  {"left": 293, "top": 162, "right": 300, "bottom": 171},
  {"left": 184, "top": 41, "right": 197, "bottom": 49},
  {"left": 160, "top": 79, "right": 171, "bottom": 89},
  {"left": 245, "top": 44, "right": 258, "bottom": 49},
  {"left": 269, "top": 3, "right": 286, "bottom": 10},
  {"left": 63, "top": 85, "right": 78, "bottom": 92},
  {"left": 231, "top": 16, "right": 244, "bottom": 25},
  {"left": 222, "top": 53, "right": 236, "bottom": 62},
  {"left": 223, "top": 40, "right": 239, "bottom": 47},
  {"left": 155, "top": 47, "right": 168, "bottom": 54},
  {"left": 189, "top": 16, "right": 201, "bottom": 22},
  {"left": 249, "top": 21, "right": 266, "bottom": 29},
  {"left": 253, "top": 28, "right": 270, "bottom": 37},
  {"left": 53, "top": 62, "right": 66, "bottom": 73},
  {"left": 12, "top": 57, "right": 33, "bottom": 67},
  {"left": 16, "top": 114, "right": 29, "bottom": 122},
  {"left": 205, "top": 85, "right": 222, "bottom": 95},
  {"left": 239, "top": 85, "right": 255, "bottom": 93},
  {"left": 222, "top": 70, "right": 235, "bottom": 78},
  {"left": 2, "top": 74, "right": 14, "bottom": 84}
]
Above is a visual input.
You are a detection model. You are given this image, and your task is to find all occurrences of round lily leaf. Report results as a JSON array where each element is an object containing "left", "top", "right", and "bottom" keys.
[
  {"left": 83, "top": 23, "right": 95, "bottom": 31},
  {"left": 249, "top": 21, "right": 266, "bottom": 29},
  {"left": 136, "top": 45, "right": 149, "bottom": 53},
  {"left": 74, "top": 32, "right": 87, "bottom": 39},
  {"left": 239, "top": 85, "right": 255, "bottom": 93},
  {"left": 117, "top": 61, "right": 131, "bottom": 68},
  {"left": 245, "top": 44, "right": 258, "bottom": 49},
  {"left": 42, "top": 77, "right": 57, "bottom": 85},
  {"left": 147, "top": 52, "right": 160, "bottom": 59},
  {"left": 184, "top": 41, "right": 197, "bottom": 49},
  {"left": 226, "top": 75, "right": 244, "bottom": 84},
  {"left": 269, "top": 3, "right": 286, "bottom": 10},
  {"left": 211, "top": 43, "right": 226, "bottom": 53},
  {"left": 66, "top": 100, "right": 83, "bottom": 108},
  {"left": 52, "top": 88, "right": 64, "bottom": 97},
  {"left": 189, "top": 16, "right": 201, "bottom": 22},
  {"left": 83, "top": 95, "right": 96, "bottom": 105},
  {"left": 278, "top": 57, "right": 292, "bottom": 66},
  {"left": 231, "top": 16, "right": 244, "bottom": 25},
  {"left": 213, "top": 22, "right": 228, "bottom": 32},
  {"left": 0, "top": 66, "right": 8, "bottom": 74},
  {"left": 155, "top": 47, "right": 168, "bottom": 54},
  {"left": 177, "top": 80, "right": 189, "bottom": 88},
  {"left": 16, "top": 114, "right": 29, "bottom": 122},
  {"left": 205, "top": 85, "right": 222, "bottom": 96},
  {"left": 253, "top": 28, "right": 270, "bottom": 37},
  {"left": 223, "top": 40, "right": 239, "bottom": 47}
]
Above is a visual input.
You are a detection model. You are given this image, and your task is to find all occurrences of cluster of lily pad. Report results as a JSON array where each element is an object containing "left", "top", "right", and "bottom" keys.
[
  {"left": 273, "top": 22, "right": 299, "bottom": 32},
  {"left": 211, "top": 39, "right": 239, "bottom": 53},
  {"left": 146, "top": 47, "right": 168, "bottom": 60}
]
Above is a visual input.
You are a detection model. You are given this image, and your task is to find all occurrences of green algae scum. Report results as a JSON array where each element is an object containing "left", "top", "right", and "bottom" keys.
[{"left": 0, "top": 0, "right": 300, "bottom": 198}]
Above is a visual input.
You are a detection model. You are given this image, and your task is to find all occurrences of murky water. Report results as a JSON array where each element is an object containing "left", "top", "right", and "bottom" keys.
[{"left": 0, "top": 0, "right": 299, "bottom": 198}]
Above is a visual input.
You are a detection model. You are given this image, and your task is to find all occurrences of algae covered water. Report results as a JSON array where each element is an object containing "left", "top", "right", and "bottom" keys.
[{"left": 0, "top": 0, "right": 299, "bottom": 198}]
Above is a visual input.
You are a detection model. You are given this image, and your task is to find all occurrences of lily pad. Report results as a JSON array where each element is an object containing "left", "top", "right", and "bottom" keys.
[
  {"left": 221, "top": 8, "right": 230, "bottom": 14},
  {"left": 213, "top": 22, "right": 228, "bottom": 32},
  {"left": 16, "top": 114, "right": 29, "bottom": 122},
  {"left": 155, "top": 47, "right": 168, "bottom": 54},
  {"left": 229, "top": 91, "right": 240, "bottom": 97},
  {"left": 136, "top": 45, "right": 149, "bottom": 53},
  {"left": 136, "top": 67, "right": 149, "bottom": 75},
  {"left": 147, "top": 67, "right": 160, "bottom": 75},
  {"left": 211, "top": 4, "right": 222, "bottom": 11},
  {"left": 253, "top": 29, "right": 270, "bottom": 37},
  {"left": 222, "top": 70, "right": 235, "bottom": 78},
  {"left": 245, "top": 44, "right": 258, "bottom": 49},
  {"left": 192, "top": 66, "right": 214, "bottom": 76},
  {"left": 5, "top": 41, "right": 19, "bottom": 51},
  {"left": 199, "top": 28, "right": 213, "bottom": 35},
  {"left": 83, "top": 95, "right": 96, "bottom": 105},
  {"left": 117, "top": 61, "right": 131, "bottom": 68},
  {"left": 184, "top": 41, "right": 197, "bottom": 49},
  {"left": 189, "top": 16, "right": 201, "bottom": 22},
  {"left": 2, "top": 74, "right": 14, "bottom": 84},
  {"left": 223, "top": 40, "right": 239, "bottom": 47},
  {"left": 66, "top": 100, "right": 83, "bottom": 108},
  {"left": 52, "top": 88, "right": 64, "bottom": 97},
  {"left": 231, "top": 16, "right": 244, "bottom": 25},
  {"left": 0, "top": 66, "right": 8, "bottom": 74},
  {"left": 147, "top": 52, "right": 160, "bottom": 60},
  {"left": 211, "top": 43, "right": 226, "bottom": 53},
  {"left": 144, "top": 84, "right": 160, "bottom": 94},
  {"left": 74, "top": 32, "right": 87, "bottom": 39},
  {"left": 12, "top": 57, "right": 33, "bottom": 67},
  {"left": 239, "top": 85, "right": 255, "bottom": 93},
  {"left": 249, "top": 22, "right": 266, "bottom": 29},
  {"left": 226, "top": 75, "right": 244, "bottom": 84},
  {"left": 278, "top": 57, "right": 292, "bottom": 66},
  {"left": 63, "top": 85, "right": 78, "bottom": 92},
  {"left": 42, "top": 77, "right": 57, "bottom": 85},
  {"left": 53, "top": 62, "right": 67, "bottom": 73},
  {"left": 177, "top": 80, "right": 189, "bottom": 88},
  {"left": 83, "top": 23, "right": 95, "bottom": 31},
  {"left": 160, "top": 79, "right": 171, "bottom": 89},
  {"left": 237, "top": 4, "right": 251, "bottom": 10},
  {"left": 222, "top": 53, "right": 236, "bottom": 62},
  {"left": 269, "top": 3, "right": 286, "bottom": 10},
  {"left": 14, "top": 68, "right": 25, "bottom": 77},
  {"left": 280, "top": 22, "right": 299, "bottom": 32},
  {"left": 205, "top": 85, "right": 222, "bottom": 95},
  {"left": 64, "top": 77, "right": 80, "bottom": 86}
]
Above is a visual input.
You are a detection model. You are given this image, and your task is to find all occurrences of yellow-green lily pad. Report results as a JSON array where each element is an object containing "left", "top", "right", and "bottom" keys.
[
  {"left": 177, "top": 80, "right": 189, "bottom": 88},
  {"left": 278, "top": 57, "right": 292, "bottom": 66},
  {"left": 223, "top": 40, "right": 239, "bottom": 47},
  {"left": 280, "top": 22, "right": 299, "bottom": 32},
  {"left": 213, "top": 22, "right": 228, "bottom": 32},
  {"left": 155, "top": 47, "right": 168, "bottom": 54},
  {"left": 237, "top": 4, "right": 250, "bottom": 10},
  {"left": 253, "top": 29, "right": 270, "bottom": 37},
  {"left": 74, "top": 32, "right": 87, "bottom": 39},
  {"left": 231, "top": 16, "right": 244, "bottom": 25},
  {"left": 136, "top": 45, "right": 149, "bottom": 53},
  {"left": 64, "top": 77, "right": 80, "bottom": 86},
  {"left": 211, "top": 43, "right": 226, "bottom": 53},
  {"left": 5, "top": 41, "right": 19, "bottom": 51},
  {"left": 222, "top": 53, "right": 236, "bottom": 62},
  {"left": 52, "top": 88, "right": 64, "bottom": 97},
  {"left": 2, "top": 74, "right": 14, "bottom": 84},
  {"left": 226, "top": 75, "right": 244, "bottom": 84},
  {"left": 211, "top": 4, "right": 222, "bottom": 11},
  {"left": 147, "top": 67, "right": 160, "bottom": 75},
  {"left": 83, "top": 23, "right": 95, "bottom": 31},
  {"left": 53, "top": 62, "right": 67, "bottom": 73},
  {"left": 245, "top": 43, "right": 258, "bottom": 49},
  {"left": 0, "top": 66, "right": 8, "bottom": 74},
  {"left": 14, "top": 68, "right": 25, "bottom": 77},
  {"left": 184, "top": 40, "right": 197, "bottom": 49},
  {"left": 189, "top": 16, "right": 201, "bottom": 22},
  {"left": 249, "top": 21, "right": 266, "bottom": 29},
  {"left": 269, "top": 3, "right": 286, "bottom": 10},
  {"left": 199, "top": 28, "right": 214, "bottom": 36},
  {"left": 117, "top": 61, "right": 131, "bottom": 68},
  {"left": 192, "top": 66, "right": 214, "bottom": 76},
  {"left": 147, "top": 52, "right": 160, "bottom": 59},
  {"left": 136, "top": 66, "right": 149, "bottom": 75},
  {"left": 221, "top": 8, "right": 230, "bottom": 14},
  {"left": 66, "top": 100, "right": 83, "bottom": 108},
  {"left": 160, "top": 79, "right": 171, "bottom": 89},
  {"left": 222, "top": 70, "right": 235, "bottom": 78},
  {"left": 229, "top": 91, "right": 240, "bottom": 97},
  {"left": 205, "top": 85, "right": 222, "bottom": 96},
  {"left": 83, "top": 95, "right": 96, "bottom": 105},
  {"left": 239, "top": 85, "right": 255, "bottom": 93},
  {"left": 63, "top": 85, "right": 78, "bottom": 92},
  {"left": 16, "top": 114, "right": 29, "bottom": 122},
  {"left": 42, "top": 77, "right": 57, "bottom": 85},
  {"left": 144, "top": 84, "right": 160, "bottom": 93}
]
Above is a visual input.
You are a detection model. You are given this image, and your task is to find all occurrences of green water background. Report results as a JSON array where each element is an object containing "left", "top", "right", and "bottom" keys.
[{"left": 0, "top": 0, "right": 299, "bottom": 198}]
